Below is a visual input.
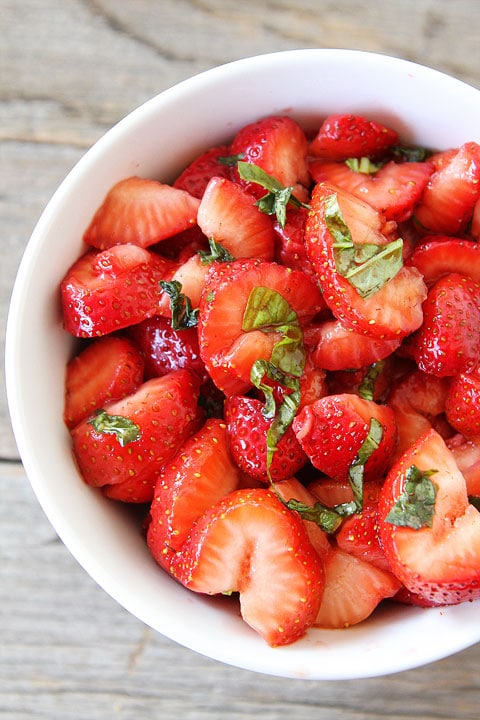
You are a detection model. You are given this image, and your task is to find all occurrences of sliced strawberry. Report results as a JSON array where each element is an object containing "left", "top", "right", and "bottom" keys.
[
  {"left": 445, "top": 371, "right": 480, "bottom": 437},
  {"left": 407, "top": 236, "right": 480, "bottom": 286},
  {"left": 378, "top": 428, "right": 480, "bottom": 604},
  {"left": 309, "top": 114, "right": 399, "bottom": 160},
  {"left": 273, "top": 207, "right": 316, "bottom": 276},
  {"left": 197, "top": 258, "right": 325, "bottom": 395},
  {"left": 298, "top": 351, "right": 328, "bottom": 408},
  {"left": 293, "top": 393, "right": 397, "bottom": 483},
  {"left": 197, "top": 176, "right": 275, "bottom": 260},
  {"left": 308, "top": 318, "right": 402, "bottom": 371},
  {"left": 153, "top": 224, "right": 208, "bottom": 261},
  {"left": 309, "top": 159, "right": 433, "bottom": 222},
  {"left": 173, "top": 144, "right": 232, "bottom": 198},
  {"left": 447, "top": 433, "right": 480, "bottom": 497},
  {"left": 61, "top": 245, "right": 176, "bottom": 338},
  {"left": 414, "top": 142, "right": 480, "bottom": 234},
  {"left": 71, "top": 369, "right": 201, "bottom": 503},
  {"left": 413, "top": 273, "right": 480, "bottom": 377},
  {"left": 314, "top": 548, "right": 401, "bottom": 628},
  {"left": 64, "top": 335, "right": 144, "bottom": 429},
  {"left": 387, "top": 368, "right": 450, "bottom": 459},
  {"left": 229, "top": 115, "right": 310, "bottom": 200},
  {"left": 305, "top": 183, "right": 427, "bottom": 339},
  {"left": 127, "top": 315, "right": 207, "bottom": 382},
  {"left": 224, "top": 395, "right": 308, "bottom": 483},
  {"left": 171, "top": 487, "right": 324, "bottom": 646},
  {"left": 335, "top": 491, "right": 392, "bottom": 573},
  {"left": 83, "top": 176, "right": 200, "bottom": 250},
  {"left": 147, "top": 418, "right": 242, "bottom": 570}
]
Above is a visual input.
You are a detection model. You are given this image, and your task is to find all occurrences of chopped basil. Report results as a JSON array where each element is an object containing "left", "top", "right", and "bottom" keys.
[
  {"left": 217, "top": 152, "right": 245, "bottom": 166},
  {"left": 390, "top": 144, "right": 432, "bottom": 162},
  {"left": 286, "top": 498, "right": 345, "bottom": 534},
  {"left": 236, "top": 161, "right": 309, "bottom": 228},
  {"left": 345, "top": 157, "right": 383, "bottom": 174},
  {"left": 358, "top": 361, "right": 386, "bottom": 401},
  {"left": 198, "top": 237, "right": 234, "bottom": 264},
  {"left": 348, "top": 417, "right": 383, "bottom": 510},
  {"left": 325, "top": 192, "right": 404, "bottom": 298},
  {"left": 88, "top": 409, "right": 141, "bottom": 447},
  {"left": 386, "top": 465, "right": 438, "bottom": 529},
  {"left": 160, "top": 280, "right": 199, "bottom": 330}
]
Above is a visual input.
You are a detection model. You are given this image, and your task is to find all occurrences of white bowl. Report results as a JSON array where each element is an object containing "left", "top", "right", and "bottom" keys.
[{"left": 6, "top": 49, "right": 480, "bottom": 680}]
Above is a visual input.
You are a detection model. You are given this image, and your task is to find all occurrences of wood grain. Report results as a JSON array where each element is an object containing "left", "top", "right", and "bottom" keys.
[{"left": 2, "top": 1, "right": 480, "bottom": 717}]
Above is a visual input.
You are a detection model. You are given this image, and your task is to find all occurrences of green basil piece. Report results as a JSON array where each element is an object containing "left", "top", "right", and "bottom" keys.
[
  {"left": 160, "top": 280, "right": 199, "bottom": 330},
  {"left": 88, "top": 409, "right": 141, "bottom": 447},
  {"left": 386, "top": 465, "right": 438, "bottom": 529},
  {"left": 358, "top": 361, "right": 386, "bottom": 401},
  {"left": 348, "top": 417, "right": 383, "bottom": 510},
  {"left": 198, "top": 237, "right": 234, "bottom": 264}
]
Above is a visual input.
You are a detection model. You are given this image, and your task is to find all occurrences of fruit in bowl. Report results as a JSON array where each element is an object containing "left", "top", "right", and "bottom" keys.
[{"left": 6, "top": 49, "right": 480, "bottom": 680}]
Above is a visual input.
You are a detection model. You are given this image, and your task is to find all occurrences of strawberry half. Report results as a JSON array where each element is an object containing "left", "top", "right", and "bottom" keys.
[
  {"left": 309, "top": 113, "right": 399, "bottom": 160},
  {"left": 61, "top": 245, "right": 176, "bottom": 338},
  {"left": 147, "top": 418, "right": 242, "bottom": 570},
  {"left": 64, "top": 335, "right": 145, "bottom": 429},
  {"left": 378, "top": 429, "right": 480, "bottom": 605},
  {"left": 309, "top": 159, "right": 433, "bottom": 222},
  {"left": 447, "top": 434, "right": 480, "bottom": 497},
  {"left": 229, "top": 115, "right": 310, "bottom": 200},
  {"left": 414, "top": 142, "right": 480, "bottom": 234},
  {"left": 407, "top": 236, "right": 480, "bottom": 286},
  {"left": 197, "top": 258, "right": 325, "bottom": 395},
  {"left": 197, "top": 176, "right": 275, "bottom": 260},
  {"left": 173, "top": 144, "right": 232, "bottom": 198},
  {"left": 224, "top": 395, "right": 308, "bottom": 483},
  {"left": 445, "top": 370, "right": 480, "bottom": 437},
  {"left": 305, "top": 182, "right": 427, "bottom": 339},
  {"left": 171, "top": 487, "right": 324, "bottom": 646},
  {"left": 413, "top": 273, "right": 480, "bottom": 377},
  {"left": 293, "top": 393, "right": 397, "bottom": 483},
  {"left": 83, "top": 176, "right": 200, "bottom": 250},
  {"left": 71, "top": 369, "right": 201, "bottom": 503}
]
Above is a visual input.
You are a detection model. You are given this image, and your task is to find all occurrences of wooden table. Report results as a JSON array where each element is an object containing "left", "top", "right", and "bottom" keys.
[{"left": 2, "top": 1, "right": 480, "bottom": 717}]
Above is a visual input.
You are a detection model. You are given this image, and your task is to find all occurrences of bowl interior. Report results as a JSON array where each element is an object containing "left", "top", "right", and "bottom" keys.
[{"left": 6, "top": 49, "right": 480, "bottom": 680}]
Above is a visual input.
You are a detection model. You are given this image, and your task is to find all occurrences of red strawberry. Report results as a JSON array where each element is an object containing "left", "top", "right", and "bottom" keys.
[
  {"left": 413, "top": 273, "right": 480, "bottom": 377},
  {"left": 171, "top": 487, "right": 324, "bottom": 646},
  {"left": 414, "top": 142, "right": 480, "bottom": 234},
  {"left": 305, "top": 182, "right": 427, "bottom": 339},
  {"left": 197, "top": 176, "right": 275, "bottom": 260},
  {"left": 313, "top": 547, "right": 401, "bottom": 628},
  {"left": 273, "top": 207, "right": 316, "bottom": 276},
  {"left": 378, "top": 428, "right": 480, "bottom": 605},
  {"left": 156, "top": 254, "right": 210, "bottom": 318},
  {"left": 309, "top": 114, "right": 399, "bottom": 160},
  {"left": 173, "top": 144, "right": 232, "bottom": 198},
  {"left": 309, "top": 476, "right": 384, "bottom": 508},
  {"left": 445, "top": 370, "right": 480, "bottom": 437},
  {"left": 197, "top": 258, "right": 325, "bottom": 396},
  {"left": 447, "top": 433, "right": 480, "bottom": 497},
  {"left": 229, "top": 115, "right": 310, "bottom": 200},
  {"left": 64, "top": 335, "right": 144, "bottom": 429},
  {"left": 153, "top": 224, "right": 208, "bottom": 262},
  {"left": 407, "top": 236, "right": 480, "bottom": 286},
  {"left": 298, "top": 352, "right": 328, "bottom": 408},
  {"left": 471, "top": 196, "right": 480, "bottom": 240},
  {"left": 147, "top": 418, "right": 242, "bottom": 570},
  {"left": 224, "top": 395, "right": 308, "bottom": 483},
  {"left": 309, "top": 159, "right": 433, "bottom": 222},
  {"left": 307, "top": 318, "right": 402, "bottom": 371},
  {"left": 83, "top": 176, "right": 200, "bottom": 250},
  {"left": 127, "top": 315, "right": 207, "bottom": 382},
  {"left": 71, "top": 369, "right": 201, "bottom": 503},
  {"left": 293, "top": 393, "right": 397, "bottom": 483},
  {"left": 61, "top": 245, "right": 176, "bottom": 338},
  {"left": 387, "top": 368, "right": 450, "bottom": 459}
]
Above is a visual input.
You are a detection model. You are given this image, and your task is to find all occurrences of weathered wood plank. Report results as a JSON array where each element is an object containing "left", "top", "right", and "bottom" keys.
[{"left": 2, "top": 462, "right": 480, "bottom": 720}]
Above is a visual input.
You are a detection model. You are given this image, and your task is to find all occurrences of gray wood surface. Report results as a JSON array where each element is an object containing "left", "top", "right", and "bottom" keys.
[{"left": 2, "top": 1, "right": 480, "bottom": 717}]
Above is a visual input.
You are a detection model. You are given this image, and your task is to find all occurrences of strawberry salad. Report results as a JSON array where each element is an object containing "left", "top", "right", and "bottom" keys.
[{"left": 61, "top": 112, "right": 480, "bottom": 647}]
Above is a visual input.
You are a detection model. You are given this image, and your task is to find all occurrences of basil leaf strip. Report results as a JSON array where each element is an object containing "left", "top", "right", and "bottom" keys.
[
  {"left": 386, "top": 465, "right": 438, "bottom": 529},
  {"left": 88, "top": 409, "right": 141, "bottom": 447},
  {"left": 358, "top": 360, "right": 386, "bottom": 401},
  {"left": 198, "top": 237, "right": 234, "bottom": 264},
  {"left": 236, "top": 161, "right": 309, "bottom": 228},
  {"left": 325, "top": 192, "right": 404, "bottom": 299},
  {"left": 348, "top": 417, "right": 383, "bottom": 510},
  {"left": 345, "top": 157, "right": 383, "bottom": 174},
  {"left": 160, "top": 280, "right": 199, "bottom": 330}
]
